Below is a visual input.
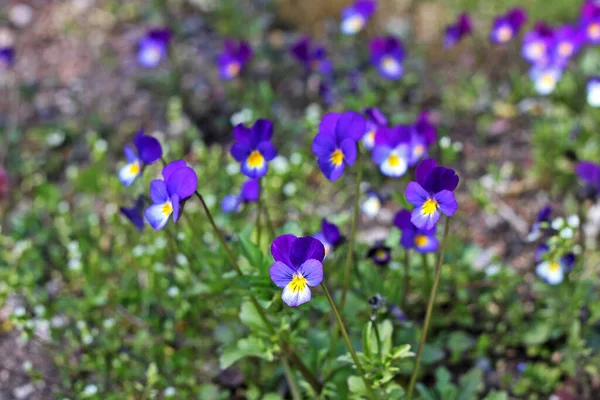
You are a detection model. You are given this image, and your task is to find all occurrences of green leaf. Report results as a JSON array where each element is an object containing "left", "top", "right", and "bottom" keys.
[
  {"left": 483, "top": 391, "right": 508, "bottom": 400},
  {"left": 238, "top": 234, "right": 267, "bottom": 273},
  {"left": 347, "top": 376, "right": 367, "bottom": 396},
  {"left": 457, "top": 368, "right": 483, "bottom": 400},
  {"left": 219, "top": 336, "right": 273, "bottom": 369},
  {"left": 239, "top": 301, "right": 268, "bottom": 332},
  {"left": 362, "top": 321, "right": 373, "bottom": 359}
]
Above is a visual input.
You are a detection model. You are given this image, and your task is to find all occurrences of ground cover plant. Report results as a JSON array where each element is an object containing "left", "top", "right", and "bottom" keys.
[{"left": 1, "top": 0, "right": 600, "bottom": 399}]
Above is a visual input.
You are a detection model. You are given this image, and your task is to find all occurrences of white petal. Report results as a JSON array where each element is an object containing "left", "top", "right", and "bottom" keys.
[
  {"left": 118, "top": 163, "right": 140, "bottom": 187},
  {"left": 380, "top": 154, "right": 407, "bottom": 177},
  {"left": 281, "top": 282, "right": 312, "bottom": 307},
  {"left": 145, "top": 203, "right": 172, "bottom": 231},
  {"left": 361, "top": 197, "right": 381, "bottom": 218}
]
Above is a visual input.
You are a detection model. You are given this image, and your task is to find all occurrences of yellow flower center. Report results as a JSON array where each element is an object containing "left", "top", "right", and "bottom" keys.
[
  {"left": 247, "top": 150, "right": 264, "bottom": 168},
  {"left": 422, "top": 198, "right": 438, "bottom": 216},
  {"left": 382, "top": 56, "right": 399, "bottom": 73},
  {"left": 227, "top": 62, "right": 241, "bottom": 77},
  {"left": 375, "top": 249, "right": 387, "bottom": 260},
  {"left": 548, "top": 262, "right": 560, "bottom": 271},
  {"left": 129, "top": 162, "right": 141, "bottom": 175},
  {"left": 530, "top": 42, "right": 544, "bottom": 58},
  {"left": 330, "top": 149, "right": 344, "bottom": 166},
  {"left": 366, "top": 130, "right": 375, "bottom": 142},
  {"left": 540, "top": 73, "right": 555, "bottom": 87},
  {"left": 498, "top": 26, "right": 513, "bottom": 42},
  {"left": 388, "top": 154, "right": 400, "bottom": 167},
  {"left": 344, "top": 15, "right": 365, "bottom": 33},
  {"left": 414, "top": 235, "right": 428, "bottom": 247},
  {"left": 161, "top": 202, "right": 173, "bottom": 216},
  {"left": 558, "top": 42, "right": 573, "bottom": 57},
  {"left": 289, "top": 273, "right": 308, "bottom": 293},
  {"left": 414, "top": 144, "right": 424, "bottom": 157},
  {"left": 589, "top": 23, "right": 600, "bottom": 39}
]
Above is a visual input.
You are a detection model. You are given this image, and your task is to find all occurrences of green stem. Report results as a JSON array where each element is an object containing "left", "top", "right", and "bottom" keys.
[
  {"left": 256, "top": 179, "right": 263, "bottom": 244},
  {"left": 372, "top": 319, "right": 383, "bottom": 361},
  {"left": 406, "top": 217, "right": 452, "bottom": 400},
  {"left": 282, "top": 357, "right": 302, "bottom": 400},
  {"left": 422, "top": 252, "right": 431, "bottom": 292},
  {"left": 193, "top": 191, "right": 322, "bottom": 394},
  {"left": 321, "top": 283, "right": 376, "bottom": 400},
  {"left": 340, "top": 149, "right": 363, "bottom": 311},
  {"left": 263, "top": 205, "right": 276, "bottom": 239},
  {"left": 403, "top": 249, "right": 410, "bottom": 310}
]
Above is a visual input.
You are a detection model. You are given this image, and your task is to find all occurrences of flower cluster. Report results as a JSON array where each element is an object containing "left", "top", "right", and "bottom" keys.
[{"left": 218, "top": 39, "right": 253, "bottom": 80}]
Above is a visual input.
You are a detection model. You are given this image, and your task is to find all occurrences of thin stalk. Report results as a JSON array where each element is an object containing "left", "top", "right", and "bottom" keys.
[
  {"left": 193, "top": 190, "right": 322, "bottom": 393},
  {"left": 282, "top": 356, "right": 302, "bottom": 400},
  {"left": 406, "top": 217, "right": 452, "bottom": 400},
  {"left": 321, "top": 283, "right": 376, "bottom": 400},
  {"left": 372, "top": 320, "right": 383, "bottom": 361},
  {"left": 403, "top": 249, "right": 410, "bottom": 310},
  {"left": 256, "top": 178, "right": 263, "bottom": 244},
  {"left": 340, "top": 149, "right": 363, "bottom": 310},
  {"left": 263, "top": 205, "right": 276, "bottom": 239},
  {"left": 421, "top": 252, "right": 431, "bottom": 292}
]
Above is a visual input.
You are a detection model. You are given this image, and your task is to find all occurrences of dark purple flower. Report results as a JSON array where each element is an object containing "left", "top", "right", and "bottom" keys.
[
  {"left": 413, "top": 111, "right": 437, "bottom": 147},
  {"left": 581, "top": 1, "right": 600, "bottom": 44},
  {"left": 405, "top": 159, "right": 459, "bottom": 229},
  {"left": 120, "top": 195, "right": 145, "bottom": 231},
  {"left": 527, "top": 204, "right": 552, "bottom": 241},
  {"left": 550, "top": 25, "right": 585, "bottom": 61},
  {"left": 490, "top": 7, "right": 527, "bottom": 44},
  {"left": 319, "top": 79, "right": 336, "bottom": 106},
  {"left": 445, "top": 13, "right": 472, "bottom": 49},
  {"left": 144, "top": 160, "right": 198, "bottom": 230},
  {"left": 371, "top": 125, "right": 411, "bottom": 177},
  {"left": 231, "top": 119, "right": 277, "bottom": 179},
  {"left": 522, "top": 23, "right": 554, "bottom": 64},
  {"left": 218, "top": 39, "right": 253, "bottom": 80},
  {"left": 390, "top": 304, "right": 407, "bottom": 321},
  {"left": 137, "top": 28, "right": 171, "bottom": 68},
  {"left": 118, "top": 130, "right": 163, "bottom": 187},
  {"left": 576, "top": 160, "right": 600, "bottom": 199},
  {"left": 367, "top": 242, "right": 391, "bottom": 265},
  {"left": 290, "top": 36, "right": 332, "bottom": 76},
  {"left": 340, "top": 0, "right": 377, "bottom": 35},
  {"left": 369, "top": 36, "right": 405, "bottom": 80},
  {"left": 362, "top": 108, "right": 388, "bottom": 150},
  {"left": 312, "top": 111, "right": 365, "bottom": 181},
  {"left": 314, "top": 218, "right": 345, "bottom": 256},
  {"left": 394, "top": 209, "right": 439, "bottom": 253},
  {"left": 269, "top": 235, "right": 325, "bottom": 307},
  {"left": 221, "top": 179, "right": 261, "bottom": 213},
  {"left": 587, "top": 76, "right": 600, "bottom": 107},
  {"left": 361, "top": 189, "right": 385, "bottom": 218},
  {"left": 0, "top": 47, "right": 15, "bottom": 70}
]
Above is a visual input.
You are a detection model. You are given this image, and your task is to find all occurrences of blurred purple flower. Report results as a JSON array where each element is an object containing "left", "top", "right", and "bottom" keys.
[
  {"left": 118, "top": 130, "right": 163, "bottom": 187},
  {"left": 576, "top": 160, "right": 600, "bottom": 199},
  {"left": 290, "top": 36, "right": 332, "bottom": 76},
  {"left": 490, "top": 7, "right": 527, "bottom": 44},
  {"left": 362, "top": 108, "right": 388, "bottom": 150},
  {"left": 340, "top": 0, "right": 377, "bottom": 35},
  {"left": 369, "top": 36, "right": 405, "bottom": 80},
  {"left": 269, "top": 235, "right": 325, "bottom": 307},
  {"left": 0, "top": 47, "right": 15, "bottom": 70},
  {"left": 394, "top": 209, "right": 439, "bottom": 253},
  {"left": 314, "top": 218, "right": 345, "bottom": 256},
  {"left": 145, "top": 160, "right": 198, "bottom": 230},
  {"left": 580, "top": 1, "right": 600, "bottom": 44},
  {"left": 371, "top": 125, "right": 411, "bottom": 177},
  {"left": 550, "top": 25, "right": 585, "bottom": 62},
  {"left": 218, "top": 39, "right": 253, "bottom": 80},
  {"left": 137, "top": 28, "right": 171, "bottom": 68},
  {"left": 527, "top": 204, "right": 552, "bottom": 241},
  {"left": 120, "top": 195, "right": 146, "bottom": 231},
  {"left": 231, "top": 119, "right": 277, "bottom": 179},
  {"left": 222, "top": 179, "right": 261, "bottom": 213},
  {"left": 521, "top": 23, "right": 554, "bottom": 64},
  {"left": 586, "top": 76, "right": 600, "bottom": 107},
  {"left": 445, "top": 13, "right": 472, "bottom": 48},
  {"left": 529, "top": 63, "right": 563, "bottom": 95}
]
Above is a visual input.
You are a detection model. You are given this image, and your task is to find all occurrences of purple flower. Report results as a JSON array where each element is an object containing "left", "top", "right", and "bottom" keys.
[
  {"left": 581, "top": 1, "right": 600, "bottom": 44},
  {"left": 587, "top": 76, "right": 600, "bottom": 107},
  {"left": 405, "top": 159, "right": 459, "bottom": 230},
  {"left": 340, "top": 0, "right": 377, "bottom": 35},
  {"left": 218, "top": 39, "right": 253, "bottom": 80},
  {"left": 231, "top": 119, "right": 277, "bottom": 179},
  {"left": 222, "top": 179, "right": 261, "bottom": 213},
  {"left": 137, "top": 28, "right": 171, "bottom": 68},
  {"left": 413, "top": 111, "right": 437, "bottom": 147},
  {"left": 144, "top": 160, "right": 198, "bottom": 230},
  {"left": 369, "top": 36, "right": 405, "bottom": 80},
  {"left": 362, "top": 108, "right": 388, "bottom": 150},
  {"left": 522, "top": 23, "right": 554, "bottom": 64},
  {"left": 311, "top": 111, "right": 365, "bottom": 181},
  {"left": 444, "top": 13, "right": 472, "bottom": 49},
  {"left": 576, "top": 160, "right": 600, "bottom": 199},
  {"left": 118, "top": 130, "right": 163, "bottom": 187},
  {"left": 527, "top": 204, "right": 552, "bottom": 241},
  {"left": 408, "top": 113, "right": 436, "bottom": 167},
  {"left": 535, "top": 244, "right": 576, "bottom": 285},
  {"left": 361, "top": 189, "right": 385, "bottom": 218},
  {"left": 490, "top": 7, "right": 527, "bottom": 44},
  {"left": 319, "top": 79, "right": 336, "bottom": 106},
  {"left": 529, "top": 63, "right": 563, "bottom": 95},
  {"left": 394, "top": 209, "right": 439, "bottom": 253},
  {"left": 0, "top": 47, "right": 15, "bottom": 70},
  {"left": 550, "top": 25, "right": 585, "bottom": 61},
  {"left": 371, "top": 125, "right": 411, "bottom": 177},
  {"left": 290, "top": 36, "right": 332, "bottom": 76},
  {"left": 367, "top": 242, "right": 391, "bottom": 265},
  {"left": 314, "top": 218, "right": 345, "bottom": 256},
  {"left": 269, "top": 235, "right": 325, "bottom": 307},
  {"left": 120, "top": 195, "right": 146, "bottom": 231}
]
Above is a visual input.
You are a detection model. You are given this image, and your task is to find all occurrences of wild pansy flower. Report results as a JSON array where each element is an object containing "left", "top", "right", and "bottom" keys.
[
  {"left": 361, "top": 189, "right": 385, "bottom": 218},
  {"left": 0, "top": 47, "right": 15, "bottom": 70},
  {"left": 394, "top": 209, "right": 439, "bottom": 253},
  {"left": 444, "top": 13, "right": 472, "bottom": 49},
  {"left": 367, "top": 242, "right": 391, "bottom": 266},
  {"left": 587, "top": 77, "right": 600, "bottom": 107},
  {"left": 405, "top": 159, "right": 459, "bottom": 230},
  {"left": 137, "top": 28, "right": 171, "bottom": 68},
  {"left": 576, "top": 160, "right": 600, "bottom": 199},
  {"left": 535, "top": 244, "right": 576, "bottom": 285},
  {"left": 319, "top": 79, "right": 336, "bottom": 106},
  {"left": 362, "top": 108, "right": 388, "bottom": 150},
  {"left": 221, "top": 179, "right": 260, "bottom": 213},
  {"left": 581, "top": 1, "right": 600, "bottom": 44},
  {"left": 120, "top": 195, "right": 145, "bottom": 231},
  {"left": 551, "top": 25, "right": 584, "bottom": 61},
  {"left": 145, "top": 160, "right": 198, "bottom": 230},
  {"left": 527, "top": 204, "right": 552, "bottom": 242},
  {"left": 529, "top": 63, "right": 563, "bottom": 95},
  {"left": 314, "top": 218, "right": 345, "bottom": 256},
  {"left": 231, "top": 119, "right": 277, "bottom": 179},
  {"left": 269, "top": 235, "right": 325, "bottom": 307},
  {"left": 218, "top": 39, "right": 253, "bottom": 80},
  {"left": 311, "top": 111, "right": 365, "bottom": 181},
  {"left": 340, "top": 0, "right": 376, "bottom": 35},
  {"left": 371, "top": 125, "right": 410, "bottom": 177},
  {"left": 369, "top": 36, "right": 405, "bottom": 80},
  {"left": 490, "top": 8, "right": 527, "bottom": 44},
  {"left": 290, "top": 36, "right": 332, "bottom": 76},
  {"left": 118, "top": 130, "right": 163, "bottom": 187},
  {"left": 522, "top": 23, "right": 554, "bottom": 64}
]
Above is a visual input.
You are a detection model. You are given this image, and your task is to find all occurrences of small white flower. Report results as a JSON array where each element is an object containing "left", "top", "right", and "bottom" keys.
[
  {"left": 167, "top": 286, "right": 180, "bottom": 297},
  {"left": 13, "top": 307, "right": 26, "bottom": 317},
  {"left": 177, "top": 232, "right": 186, "bottom": 241},
  {"left": 103, "top": 319, "right": 115, "bottom": 329},
  {"left": 176, "top": 254, "right": 188, "bottom": 266},
  {"left": 204, "top": 193, "right": 217, "bottom": 208},
  {"left": 485, "top": 264, "right": 501, "bottom": 276},
  {"left": 82, "top": 334, "right": 93, "bottom": 345},
  {"left": 586, "top": 79, "right": 600, "bottom": 107},
  {"left": 226, "top": 163, "right": 240, "bottom": 175},
  {"left": 559, "top": 227, "right": 574, "bottom": 239},
  {"left": 68, "top": 241, "right": 80, "bottom": 253},
  {"left": 283, "top": 182, "right": 297, "bottom": 197},
  {"left": 82, "top": 384, "right": 98, "bottom": 396},
  {"left": 536, "top": 261, "right": 564, "bottom": 285},
  {"left": 76, "top": 320, "right": 87, "bottom": 330},
  {"left": 94, "top": 139, "right": 108, "bottom": 153},
  {"left": 104, "top": 203, "right": 118, "bottom": 218},
  {"left": 567, "top": 215, "right": 580, "bottom": 228},
  {"left": 271, "top": 156, "right": 289, "bottom": 174},
  {"left": 34, "top": 305, "right": 46, "bottom": 316},
  {"left": 68, "top": 258, "right": 82, "bottom": 271},
  {"left": 361, "top": 196, "right": 381, "bottom": 218},
  {"left": 452, "top": 141, "right": 463, "bottom": 152},
  {"left": 230, "top": 108, "right": 253, "bottom": 126},
  {"left": 132, "top": 245, "right": 145, "bottom": 257},
  {"left": 290, "top": 152, "right": 303, "bottom": 165},
  {"left": 203, "top": 231, "right": 214, "bottom": 243},
  {"left": 154, "top": 237, "right": 167, "bottom": 249},
  {"left": 164, "top": 387, "right": 176, "bottom": 397},
  {"left": 551, "top": 217, "right": 565, "bottom": 230},
  {"left": 22, "top": 360, "right": 32, "bottom": 371},
  {"left": 305, "top": 103, "right": 322, "bottom": 124},
  {"left": 58, "top": 201, "right": 70, "bottom": 213},
  {"left": 46, "top": 131, "right": 65, "bottom": 147},
  {"left": 439, "top": 136, "right": 451, "bottom": 148}
]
